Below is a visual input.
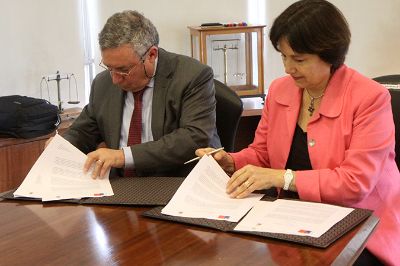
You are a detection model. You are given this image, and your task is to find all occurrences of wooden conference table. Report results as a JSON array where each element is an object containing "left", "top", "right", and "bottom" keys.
[{"left": 0, "top": 197, "right": 378, "bottom": 266}]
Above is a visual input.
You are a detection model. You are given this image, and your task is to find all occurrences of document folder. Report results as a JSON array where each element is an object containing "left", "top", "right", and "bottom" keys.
[
  {"left": 142, "top": 202, "right": 373, "bottom": 248},
  {"left": 1, "top": 176, "right": 184, "bottom": 206},
  {"left": 1, "top": 176, "right": 375, "bottom": 248}
]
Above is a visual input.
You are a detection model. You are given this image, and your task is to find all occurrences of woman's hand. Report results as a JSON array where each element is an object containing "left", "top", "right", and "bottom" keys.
[
  {"left": 195, "top": 147, "right": 235, "bottom": 175},
  {"left": 226, "top": 165, "right": 285, "bottom": 199}
]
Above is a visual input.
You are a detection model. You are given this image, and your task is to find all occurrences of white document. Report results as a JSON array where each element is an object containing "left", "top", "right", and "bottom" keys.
[
  {"left": 234, "top": 199, "right": 353, "bottom": 238},
  {"left": 14, "top": 134, "right": 114, "bottom": 201},
  {"left": 161, "top": 155, "right": 263, "bottom": 222}
]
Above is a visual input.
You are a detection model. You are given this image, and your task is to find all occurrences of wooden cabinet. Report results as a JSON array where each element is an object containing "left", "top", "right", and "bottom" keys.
[
  {"left": 0, "top": 108, "right": 80, "bottom": 192},
  {"left": 188, "top": 25, "right": 265, "bottom": 97},
  {"left": 0, "top": 136, "right": 47, "bottom": 192}
]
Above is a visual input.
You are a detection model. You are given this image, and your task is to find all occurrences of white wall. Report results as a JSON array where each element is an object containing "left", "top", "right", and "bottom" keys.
[
  {"left": 92, "top": 0, "right": 251, "bottom": 73},
  {"left": 265, "top": 0, "right": 400, "bottom": 87},
  {"left": 1, "top": 0, "right": 399, "bottom": 105},
  {"left": 0, "top": 0, "right": 86, "bottom": 109}
]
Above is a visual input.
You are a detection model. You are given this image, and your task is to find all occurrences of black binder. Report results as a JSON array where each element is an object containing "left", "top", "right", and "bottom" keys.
[
  {"left": 1, "top": 176, "right": 184, "bottom": 206},
  {"left": 142, "top": 203, "right": 373, "bottom": 248},
  {"left": 1, "top": 176, "right": 374, "bottom": 248}
]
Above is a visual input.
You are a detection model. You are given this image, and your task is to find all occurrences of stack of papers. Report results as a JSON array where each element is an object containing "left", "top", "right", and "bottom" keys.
[
  {"left": 13, "top": 134, "right": 114, "bottom": 201},
  {"left": 235, "top": 200, "right": 353, "bottom": 238},
  {"left": 162, "top": 155, "right": 263, "bottom": 222},
  {"left": 161, "top": 155, "right": 354, "bottom": 238}
]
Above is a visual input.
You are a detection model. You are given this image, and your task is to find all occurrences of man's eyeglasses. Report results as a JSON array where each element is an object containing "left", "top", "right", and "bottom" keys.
[
  {"left": 99, "top": 45, "right": 153, "bottom": 77},
  {"left": 99, "top": 59, "right": 142, "bottom": 77}
]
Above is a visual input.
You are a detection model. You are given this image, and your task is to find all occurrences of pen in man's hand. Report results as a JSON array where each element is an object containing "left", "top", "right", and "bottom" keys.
[{"left": 184, "top": 147, "right": 225, "bottom": 164}]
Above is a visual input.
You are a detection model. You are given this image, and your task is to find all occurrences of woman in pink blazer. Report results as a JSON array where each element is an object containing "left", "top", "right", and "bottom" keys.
[{"left": 197, "top": 0, "right": 399, "bottom": 265}]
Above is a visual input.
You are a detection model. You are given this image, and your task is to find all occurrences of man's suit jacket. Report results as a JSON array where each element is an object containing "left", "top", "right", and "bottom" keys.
[
  {"left": 231, "top": 65, "right": 400, "bottom": 265},
  {"left": 64, "top": 48, "right": 221, "bottom": 176}
]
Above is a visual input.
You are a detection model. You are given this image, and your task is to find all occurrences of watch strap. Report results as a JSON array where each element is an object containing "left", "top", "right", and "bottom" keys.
[{"left": 283, "top": 169, "right": 294, "bottom": 190}]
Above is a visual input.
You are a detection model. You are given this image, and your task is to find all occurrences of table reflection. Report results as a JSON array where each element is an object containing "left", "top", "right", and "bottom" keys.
[{"left": 0, "top": 199, "right": 371, "bottom": 266}]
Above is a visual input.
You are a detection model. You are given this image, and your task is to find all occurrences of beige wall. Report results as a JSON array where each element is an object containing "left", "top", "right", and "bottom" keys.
[
  {"left": 1, "top": 0, "right": 399, "bottom": 104},
  {"left": 0, "top": 0, "right": 85, "bottom": 107},
  {"left": 265, "top": 0, "right": 400, "bottom": 88}
]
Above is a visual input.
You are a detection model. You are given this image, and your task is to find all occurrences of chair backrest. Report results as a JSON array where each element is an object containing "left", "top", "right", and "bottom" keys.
[
  {"left": 373, "top": 75, "right": 400, "bottom": 85},
  {"left": 214, "top": 79, "right": 243, "bottom": 152},
  {"left": 388, "top": 89, "right": 400, "bottom": 168},
  {"left": 373, "top": 75, "right": 400, "bottom": 168}
]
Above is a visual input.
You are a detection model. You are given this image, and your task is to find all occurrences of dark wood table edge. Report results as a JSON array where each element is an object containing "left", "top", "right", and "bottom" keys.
[
  {"left": 0, "top": 192, "right": 379, "bottom": 266},
  {"left": 331, "top": 215, "right": 379, "bottom": 266}
]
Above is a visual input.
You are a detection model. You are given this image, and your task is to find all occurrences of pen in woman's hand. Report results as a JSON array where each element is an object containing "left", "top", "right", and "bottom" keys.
[{"left": 184, "top": 147, "right": 225, "bottom": 164}]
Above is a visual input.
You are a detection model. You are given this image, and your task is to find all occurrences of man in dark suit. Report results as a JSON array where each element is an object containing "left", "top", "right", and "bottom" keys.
[{"left": 63, "top": 10, "right": 220, "bottom": 178}]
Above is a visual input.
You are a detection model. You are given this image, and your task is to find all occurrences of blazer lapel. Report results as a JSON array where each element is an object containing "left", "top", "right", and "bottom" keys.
[
  {"left": 275, "top": 80, "right": 302, "bottom": 135},
  {"left": 107, "top": 84, "right": 125, "bottom": 149},
  {"left": 151, "top": 49, "right": 174, "bottom": 140},
  {"left": 275, "top": 80, "right": 302, "bottom": 166},
  {"left": 318, "top": 65, "right": 348, "bottom": 119}
]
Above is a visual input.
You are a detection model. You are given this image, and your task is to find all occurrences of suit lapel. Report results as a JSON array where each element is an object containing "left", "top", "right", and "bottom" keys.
[
  {"left": 151, "top": 49, "right": 174, "bottom": 140},
  {"left": 318, "top": 65, "right": 348, "bottom": 118},
  {"left": 107, "top": 84, "right": 125, "bottom": 149},
  {"left": 275, "top": 81, "right": 302, "bottom": 166},
  {"left": 275, "top": 81, "right": 302, "bottom": 136}
]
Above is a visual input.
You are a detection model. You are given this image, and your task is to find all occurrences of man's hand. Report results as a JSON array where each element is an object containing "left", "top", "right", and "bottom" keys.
[{"left": 84, "top": 148, "right": 125, "bottom": 179}]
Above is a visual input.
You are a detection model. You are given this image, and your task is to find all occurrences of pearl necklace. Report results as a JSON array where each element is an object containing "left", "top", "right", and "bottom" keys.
[{"left": 305, "top": 88, "right": 324, "bottom": 116}]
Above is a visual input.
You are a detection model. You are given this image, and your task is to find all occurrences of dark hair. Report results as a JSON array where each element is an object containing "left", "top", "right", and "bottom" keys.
[{"left": 269, "top": 0, "right": 351, "bottom": 71}]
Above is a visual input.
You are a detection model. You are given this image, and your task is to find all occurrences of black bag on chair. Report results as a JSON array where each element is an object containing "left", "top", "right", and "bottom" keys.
[{"left": 0, "top": 95, "right": 60, "bottom": 138}]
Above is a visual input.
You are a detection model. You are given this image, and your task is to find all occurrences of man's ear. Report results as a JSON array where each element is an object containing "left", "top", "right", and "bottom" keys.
[{"left": 148, "top": 46, "right": 158, "bottom": 62}]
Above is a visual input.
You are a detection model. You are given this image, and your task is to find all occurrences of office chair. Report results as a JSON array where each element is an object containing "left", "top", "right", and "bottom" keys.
[
  {"left": 388, "top": 89, "right": 400, "bottom": 168},
  {"left": 372, "top": 75, "right": 400, "bottom": 85},
  {"left": 214, "top": 79, "right": 243, "bottom": 152},
  {"left": 373, "top": 75, "right": 400, "bottom": 168}
]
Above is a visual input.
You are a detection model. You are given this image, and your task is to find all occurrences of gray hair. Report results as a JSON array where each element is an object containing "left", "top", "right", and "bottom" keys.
[{"left": 98, "top": 10, "right": 159, "bottom": 56}]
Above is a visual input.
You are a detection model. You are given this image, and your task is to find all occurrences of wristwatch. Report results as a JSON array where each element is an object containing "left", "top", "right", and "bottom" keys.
[{"left": 283, "top": 169, "right": 294, "bottom": 190}]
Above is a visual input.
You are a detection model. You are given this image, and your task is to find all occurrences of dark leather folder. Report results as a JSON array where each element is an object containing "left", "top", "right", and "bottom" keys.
[
  {"left": 1, "top": 176, "right": 374, "bottom": 248},
  {"left": 142, "top": 202, "right": 373, "bottom": 248},
  {"left": 1, "top": 176, "right": 184, "bottom": 206}
]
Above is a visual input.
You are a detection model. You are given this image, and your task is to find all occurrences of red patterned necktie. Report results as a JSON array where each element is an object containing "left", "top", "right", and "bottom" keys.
[{"left": 124, "top": 88, "right": 146, "bottom": 177}]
